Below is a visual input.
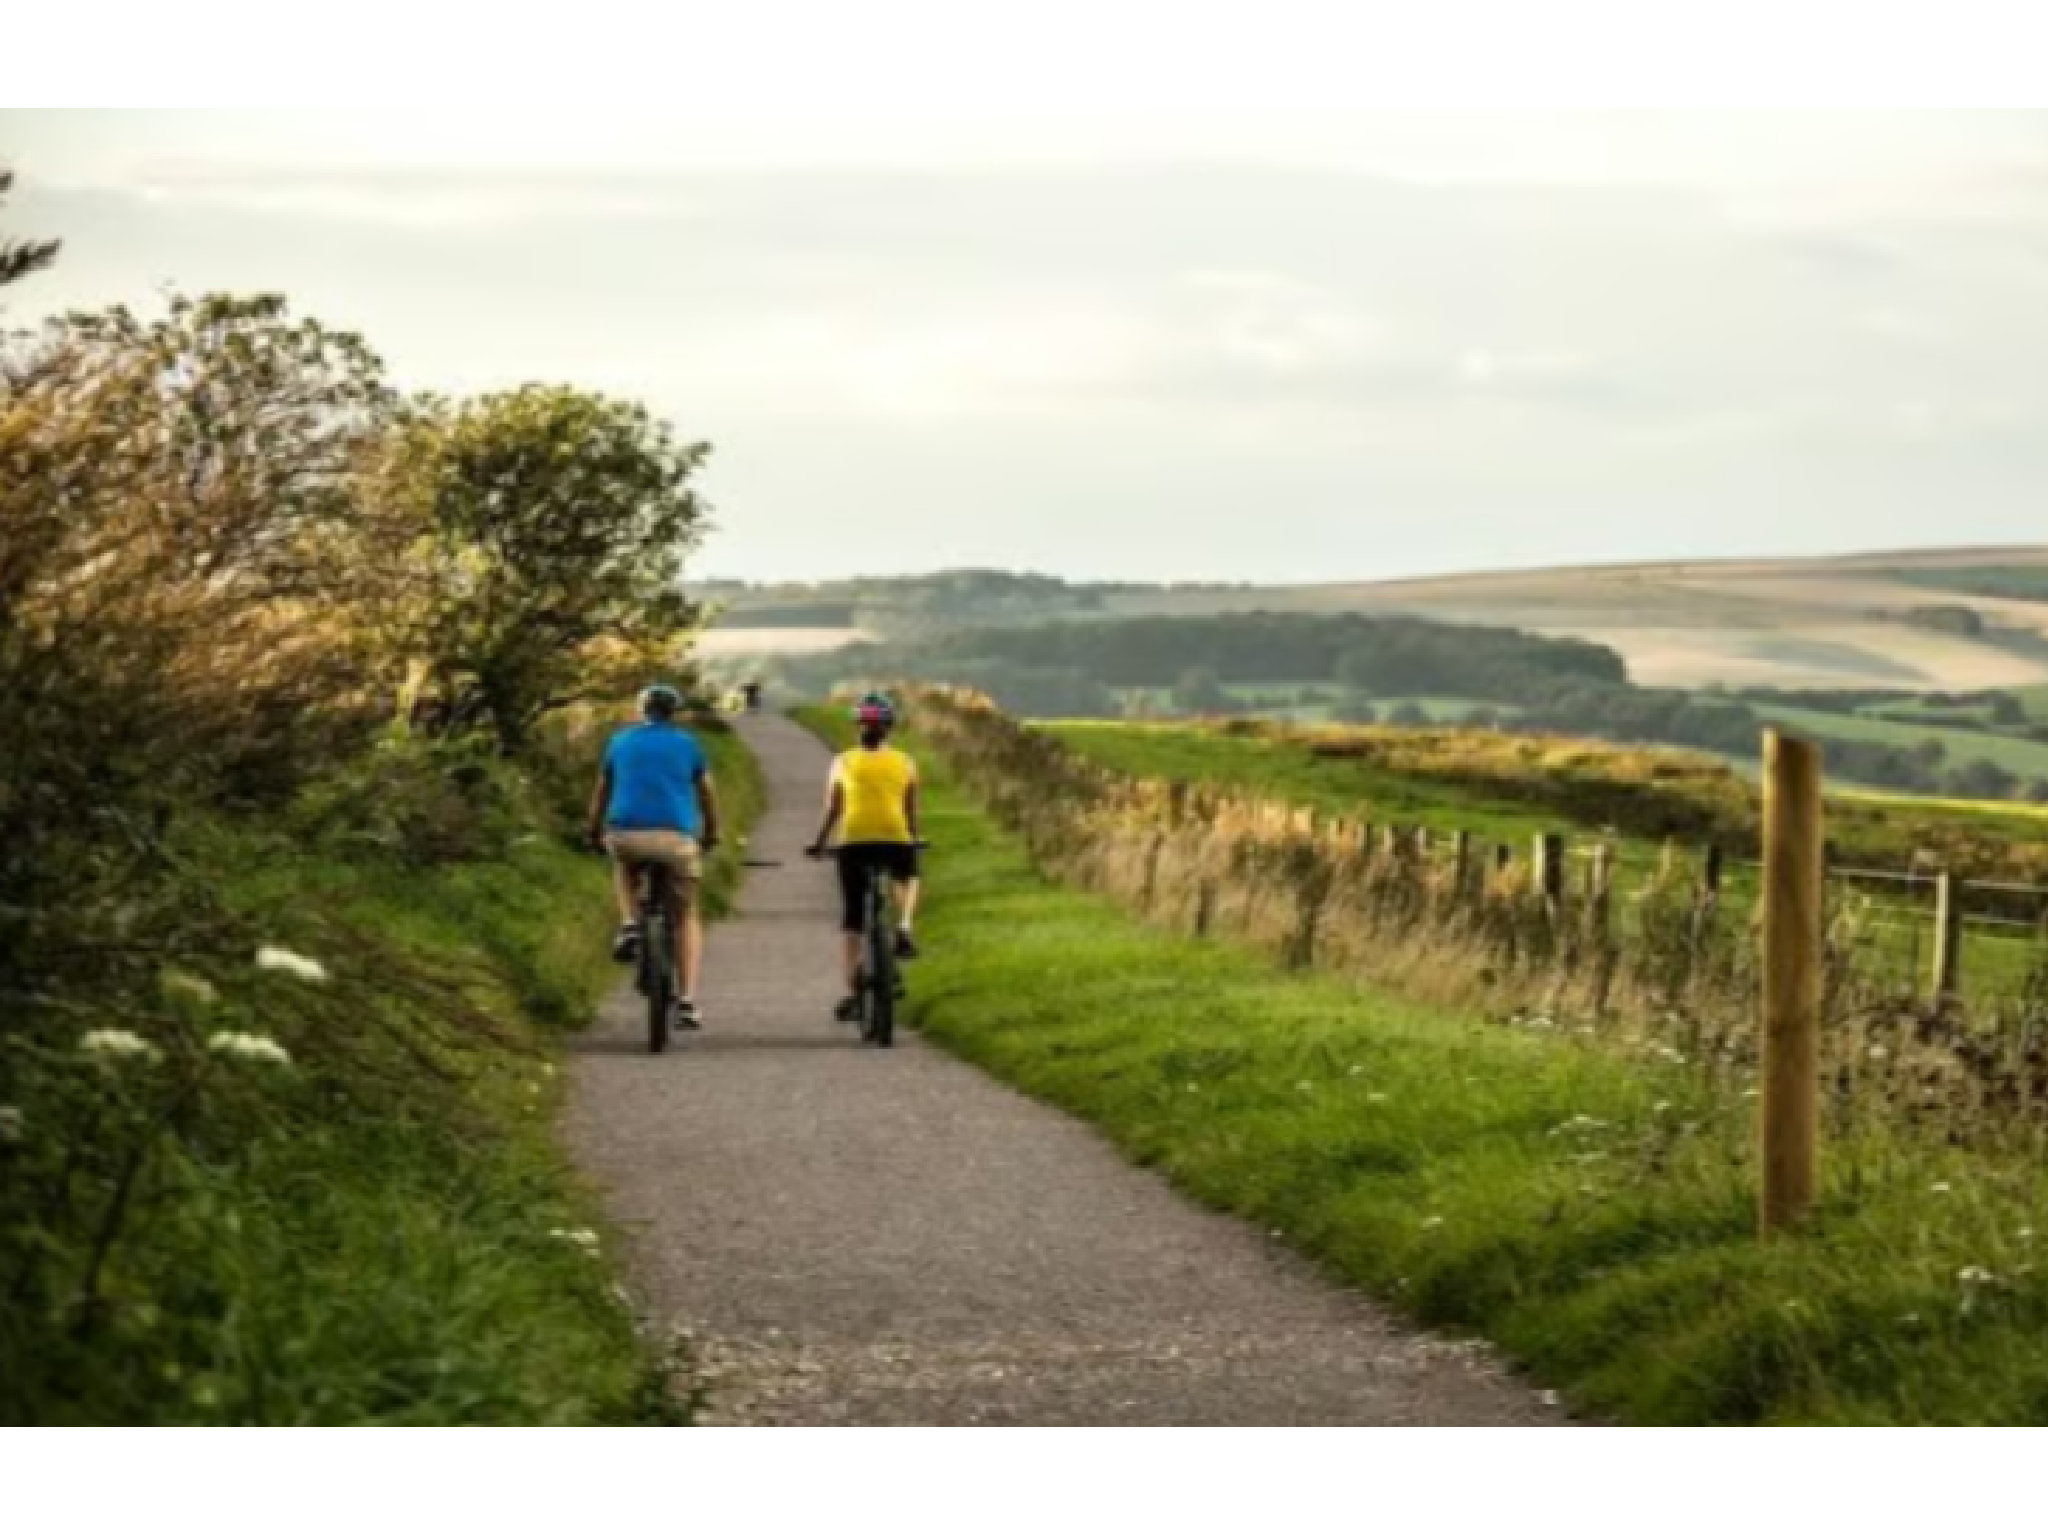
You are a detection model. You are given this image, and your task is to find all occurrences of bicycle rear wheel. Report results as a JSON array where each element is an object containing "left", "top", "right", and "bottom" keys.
[
  {"left": 644, "top": 873, "right": 675, "bottom": 1056},
  {"left": 863, "top": 880, "right": 897, "bottom": 1050}
]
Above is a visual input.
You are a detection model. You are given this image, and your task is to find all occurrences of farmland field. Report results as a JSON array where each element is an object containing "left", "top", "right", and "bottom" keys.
[
  {"left": 697, "top": 626, "right": 873, "bottom": 659},
  {"left": 1751, "top": 704, "right": 2048, "bottom": 785}
]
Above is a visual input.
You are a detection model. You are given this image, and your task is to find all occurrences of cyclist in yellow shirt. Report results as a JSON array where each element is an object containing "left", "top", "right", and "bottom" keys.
[{"left": 807, "top": 693, "right": 924, "bottom": 1024}]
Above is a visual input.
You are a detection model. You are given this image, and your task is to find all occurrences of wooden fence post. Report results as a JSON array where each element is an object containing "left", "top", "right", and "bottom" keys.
[
  {"left": 1453, "top": 831, "right": 1476, "bottom": 901},
  {"left": 1589, "top": 843, "right": 1616, "bottom": 946},
  {"left": 1931, "top": 873, "right": 1963, "bottom": 1002},
  {"left": 1535, "top": 835, "right": 1566, "bottom": 909},
  {"left": 1762, "top": 730, "right": 1825, "bottom": 1239}
]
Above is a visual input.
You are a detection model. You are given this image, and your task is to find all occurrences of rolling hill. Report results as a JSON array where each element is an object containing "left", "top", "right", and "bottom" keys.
[{"left": 699, "top": 545, "right": 2048, "bottom": 695}]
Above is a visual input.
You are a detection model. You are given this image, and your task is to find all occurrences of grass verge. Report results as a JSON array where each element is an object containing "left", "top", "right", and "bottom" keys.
[
  {"left": 2, "top": 720, "right": 761, "bottom": 1426},
  {"left": 799, "top": 706, "right": 2048, "bottom": 1427}
]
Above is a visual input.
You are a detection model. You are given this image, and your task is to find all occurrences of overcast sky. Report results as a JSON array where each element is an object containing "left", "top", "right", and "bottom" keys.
[{"left": 6, "top": 108, "right": 2047, "bottom": 583}]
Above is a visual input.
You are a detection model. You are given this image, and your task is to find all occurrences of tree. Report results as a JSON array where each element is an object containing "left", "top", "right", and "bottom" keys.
[
  {"left": 1388, "top": 702, "right": 1431, "bottom": 728},
  {"left": 1335, "top": 647, "right": 1384, "bottom": 695},
  {"left": 1174, "top": 666, "right": 1232, "bottom": 717},
  {"left": 0, "top": 169, "right": 60, "bottom": 290},
  {"left": 3, "top": 293, "right": 396, "bottom": 806},
  {"left": 1331, "top": 695, "right": 1379, "bottom": 726},
  {"left": 1948, "top": 758, "right": 2021, "bottom": 803},
  {"left": 1989, "top": 693, "right": 2028, "bottom": 729},
  {"left": 368, "top": 385, "right": 713, "bottom": 749}
]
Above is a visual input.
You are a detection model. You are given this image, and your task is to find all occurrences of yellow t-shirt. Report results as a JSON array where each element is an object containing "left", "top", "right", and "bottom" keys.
[{"left": 835, "top": 747, "right": 918, "bottom": 845}]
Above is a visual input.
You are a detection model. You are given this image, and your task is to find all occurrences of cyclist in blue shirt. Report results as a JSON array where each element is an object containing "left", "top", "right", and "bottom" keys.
[{"left": 588, "top": 686, "right": 722, "bottom": 1032}]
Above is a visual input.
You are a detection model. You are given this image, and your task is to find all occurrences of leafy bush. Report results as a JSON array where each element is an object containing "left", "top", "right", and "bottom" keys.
[{"left": 288, "top": 732, "right": 538, "bottom": 867}]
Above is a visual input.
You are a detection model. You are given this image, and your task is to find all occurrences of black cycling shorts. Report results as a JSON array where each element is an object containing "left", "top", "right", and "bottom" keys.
[{"left": 837, "top": 844, "right": 921, "bottom": 935}]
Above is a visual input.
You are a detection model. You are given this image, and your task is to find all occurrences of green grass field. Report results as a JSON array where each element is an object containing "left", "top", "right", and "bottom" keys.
[
  {"left": 1754, "top": 704, "right": 2048, "bottom": 785},
  {"left": 1117, "top": 684, "right": 1506, "bottom": 728},
  {"left": 800, "top": 707, "right": 2048, "bottom": 1425},
  {"left": 1051, "top": 721, "right": 1566, "bottom": 848}
]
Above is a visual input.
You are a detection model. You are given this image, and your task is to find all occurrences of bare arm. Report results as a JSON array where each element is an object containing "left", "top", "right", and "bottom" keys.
[
  {"left": 811, "top": 779, "right": 846, "bottom": 854},
  {"left": 904, "top": 778, "right": 922, "bottom": 845},
  {"left": 587, "top": 765, "right": 613, "bottom": 848}
]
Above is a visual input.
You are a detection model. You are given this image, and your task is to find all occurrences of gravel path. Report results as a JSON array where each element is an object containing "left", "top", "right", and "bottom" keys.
[{"left": 565, "top": 714, "right": 1568, "bottom": 1427}]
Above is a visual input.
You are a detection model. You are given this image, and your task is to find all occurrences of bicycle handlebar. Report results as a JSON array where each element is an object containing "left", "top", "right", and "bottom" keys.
[{"left": 806, "top": 841, "right": 932, "bottom": 858}]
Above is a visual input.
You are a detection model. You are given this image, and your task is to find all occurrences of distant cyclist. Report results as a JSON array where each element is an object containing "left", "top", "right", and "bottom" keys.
[
  {"left": 589, "top": 685, "right": 722, "bottom": 1032},
  {"left": 806, "top": 693, "right": 924, "bottom": 1025}
]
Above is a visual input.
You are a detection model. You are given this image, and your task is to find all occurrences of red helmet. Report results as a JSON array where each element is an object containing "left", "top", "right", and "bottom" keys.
[{"left": 854, "top": 693, "right": 897, "bottom": 728}]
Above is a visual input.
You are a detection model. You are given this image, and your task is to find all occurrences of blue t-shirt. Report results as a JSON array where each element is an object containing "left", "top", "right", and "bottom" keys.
[{"left": 605, "top": 723, "right": 709, "bottom": 836}]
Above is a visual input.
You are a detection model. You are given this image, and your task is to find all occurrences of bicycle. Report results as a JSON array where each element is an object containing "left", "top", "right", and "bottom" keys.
[
  {"left": 616, "top": 847, "right": 778, "bottom": 1054},
  {"left": 811, "top": 842, "right": 929, "bottom": 1051}
]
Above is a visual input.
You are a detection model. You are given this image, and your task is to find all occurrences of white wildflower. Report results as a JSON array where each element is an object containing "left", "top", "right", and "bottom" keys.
[
  {"left": 1550, "top": 1117, "right": 1608, "bottom": 1139},
  {"left": 1368, "top": 1094, "right": 1390, "bottom": 1106},
  {"left": 208, "top": 1033, "right": 293, "bottom": 1068},
  {"left": 1296, "top": 1082, "right": 1316, "bottom": 1095},
  {"left": 1422, "top": 1217, "right": 1446, "bottom": 1232},
  {"left": 1959, "top": 1267, "right": 1998, "bottom": 1288},
  {"left": 1931, "top": 1183, "right": 1954, "bottom": 1197},
  {"left": 1652, "top": 1102, "right": 1674, "bottom": 1118},
  {"left": 2020, "top": 1229, "right": 2037, "bottom": 1244},
  {"left": 0, "top": 1106, "right": 22, "bottom": 1145},
  {"left": 81, "top": 1030, "right": 160, "bottom": 1063},
  {"left": 256, "top": 948, "right": 330, "bottom": 985},
  {"left": 550, "top": 1229, "right": 602, "bottom": 1254},
  {"left": 1868, "top": 1046, "right": 1891, "bottom": 1063}
]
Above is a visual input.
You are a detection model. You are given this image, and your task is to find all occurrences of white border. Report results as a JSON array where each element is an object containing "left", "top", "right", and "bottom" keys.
[{"left": 8, "top": 3, "right": 2048, "bottom": 108}]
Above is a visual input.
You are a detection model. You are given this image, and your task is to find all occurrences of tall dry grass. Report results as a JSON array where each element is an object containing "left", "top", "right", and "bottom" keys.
[{"left": 906, "top": 687, "right": 2048, "bottom": 1147}]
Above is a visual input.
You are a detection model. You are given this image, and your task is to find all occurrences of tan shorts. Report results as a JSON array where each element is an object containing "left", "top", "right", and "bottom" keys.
[{"left": 607, "top": 830, "right": 703, "bottom": 894}]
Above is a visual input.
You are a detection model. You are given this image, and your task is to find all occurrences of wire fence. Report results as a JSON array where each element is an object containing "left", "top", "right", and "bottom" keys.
[{"left": 906, "top": 684, "right": 2048, "bottom": 1145}]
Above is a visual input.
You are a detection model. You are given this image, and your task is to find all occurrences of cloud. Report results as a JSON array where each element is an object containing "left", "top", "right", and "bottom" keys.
[
  {"left": 48, "top": 168, "right": 703, "bottom": 228},
  {"left": 14, "top": 147, "right": 2048, "bottom": 581}
]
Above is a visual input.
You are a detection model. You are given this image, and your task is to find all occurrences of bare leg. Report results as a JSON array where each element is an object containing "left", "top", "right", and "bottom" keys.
[
  {"left": 842, "top": 934, "right": 862, "bottom": 996},
  {"left": 677, "top": 898, "right": 704, "bottom": 1003},
  {"left": 896, "top": 879, "right": 923, "bottom": 934},
  {"left": 612, "top": 860, "right": 639, "bottom": 926}
]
